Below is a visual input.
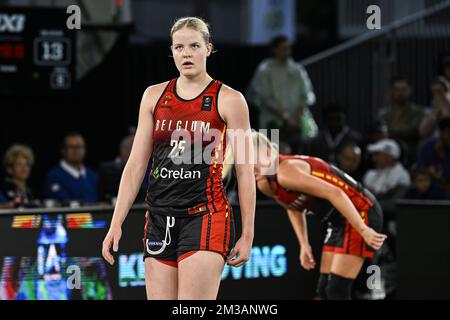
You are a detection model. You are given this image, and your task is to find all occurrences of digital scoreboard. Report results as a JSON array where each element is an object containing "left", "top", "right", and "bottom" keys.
[{"left": 0, "top": 7, "right": 75, "bottom": 95}]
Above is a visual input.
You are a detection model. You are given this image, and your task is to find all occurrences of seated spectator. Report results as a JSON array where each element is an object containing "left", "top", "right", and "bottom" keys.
[
  {"left": 98, "top": 133, "right": 147, "bottom": 202},
  {"left": 0, "top": 144, "right": 38, "bottom": 209},
  {"left": 360, "top": 120, "right": 389, "bottom": 174},
  {"left": 44, "top": 132, "right": 98, "bottom": 205},
  {"left": 247, "top": 35, "right": 318, "bottom": 153},
  {"left": 378, "top": 76, "right": 424, "bottom": 166},
  {"left": 366, "top": 120, "right": 388, "bottom": 145},
  {"left": 403, "top": 168, "right": 447, "bottom": 200},
  {"left": 363, "top": 138, "right": 410, "bottom": 294},
  {"left": 438, "top": 53, "right": 450, "bottom": 105},
  {"left": 334, "top": 143, "right": 363, "bottom": 181},
  {"left": 420, "top": 78, "right": 450, "bottom": 142},
  {"left": 308, "top": 104, "right": 362, "bottom": 163},
  {"left": 415, "top": 117, "right": 450, "bottom": 193},
  {"left": 363, "top": 139, "right": 410, "bottom": 196}
]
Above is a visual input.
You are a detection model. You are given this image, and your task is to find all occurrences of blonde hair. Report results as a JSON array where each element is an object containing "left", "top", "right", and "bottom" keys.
[
  {"left": 251, "top": 130, "right": 279, "bottom": 155},
  {"left": 170, "top": 16, "right": 211, "bottom": 44},
  {"left": 221, "top": 130, "right": 279, "bottom": 180},
  {"left": 3, "top": 144, "right": 34, "bottom": 170},
  {"left": 222, "top": 142, "right": 235, "bottom": 181}
]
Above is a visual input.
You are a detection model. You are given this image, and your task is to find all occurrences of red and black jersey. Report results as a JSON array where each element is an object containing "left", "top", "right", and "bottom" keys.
[
  {"left": 267, "top": 154, "right": 374, "bottom": 221},
  {"left": 145, "top": 78, "right": 229, "bottom": 217}
]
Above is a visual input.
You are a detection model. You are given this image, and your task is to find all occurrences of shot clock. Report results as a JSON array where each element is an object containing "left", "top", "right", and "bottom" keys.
[{"left": 0, "top": 7, "right": 75, "bottom": 95}]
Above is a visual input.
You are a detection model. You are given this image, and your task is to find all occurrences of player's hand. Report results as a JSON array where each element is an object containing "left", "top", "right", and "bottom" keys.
[
  {"left": 102, "top": 225, "right": 122, "bottom": 265},
  {"left": 361, "top": 227, "right": 387, "bottom": 250},
  {"left": 300, "top": 244, "right": 316, "bottom": 270},
  {"left": 227, "top": 236, "right": 253, "bottom": 267}
]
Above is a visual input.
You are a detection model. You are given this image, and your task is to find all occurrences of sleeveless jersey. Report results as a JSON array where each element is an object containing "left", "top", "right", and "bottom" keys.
[
  {"left": 145, "top": 78, "right": 229, "bottom": 217},
  {"left": 267, "top": 154, "right": 374, "bottom": 221}
]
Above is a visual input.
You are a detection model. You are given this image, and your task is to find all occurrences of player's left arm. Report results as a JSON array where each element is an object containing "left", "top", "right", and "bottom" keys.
[
  {"left": 277, "top": 160, "right": 387, "bottom": 250},
  {"left": 218, "top": 86, "right": 256, "bottom": 267}
]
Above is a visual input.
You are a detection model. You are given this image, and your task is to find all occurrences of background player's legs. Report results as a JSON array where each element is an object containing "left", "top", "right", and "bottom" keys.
[
  {"left": 330, "top": 254, "right": 365, "bottom": 278},
  {"left": 177, "top": 251, "right": 225, "bottom": 299},
  {"left": 327, "top": 253, "right": 365, "bottom": 300},
  {"left": 145, "top": 258, "right": 178, "bottom": 300},
  {"left": 317, "top": 251, "right": 334, "bottom": 299},
  {"left": 320, "top": 251, "right": 334, "bottom": 274}
]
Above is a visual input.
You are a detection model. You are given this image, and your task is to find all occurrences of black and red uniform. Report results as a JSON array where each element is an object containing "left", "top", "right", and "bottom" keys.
[
  {"left": 143, "top": 78, "right": 235, "bottom": 266},
  {"left": 266, "top": 154, "right": 383, "bottom": 258}
]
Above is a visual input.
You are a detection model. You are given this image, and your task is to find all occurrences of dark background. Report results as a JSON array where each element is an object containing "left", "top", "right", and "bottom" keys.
[
  {"left": 0, "top": 1, "right": 340, "bottom": 198},
  {"left": 0, "top": 203, "right": 324, "bottom": 300}
]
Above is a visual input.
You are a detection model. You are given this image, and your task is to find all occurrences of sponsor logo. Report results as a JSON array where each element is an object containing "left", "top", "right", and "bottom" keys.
[
  {"left": 146, "top": 240, "right": 164, "bottom": 253},
  {"left": 201, "top": 95, "right": 213, "bottom": 111},
  {"left": 151, "top": 167, "right": 201, "bottom": 180}
]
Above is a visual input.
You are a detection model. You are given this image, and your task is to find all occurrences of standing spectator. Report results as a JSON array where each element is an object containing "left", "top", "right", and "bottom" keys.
[
  {"left": 415, "top": 117, "right": 450, "bottom": 193},
  {"left": 420, "top": 78, "right": 450, "bottom": 142},
  {"left": 308, "top": 104, "right": 362, "bottom": 163},
  {"left": 379, "top": 76, "right": 424, "bottom": 165},
  {"left": 247, "top": 35, "right": 318, "bottom": 153},
  {"left": 44, "top": 132, "right": 98, "bottom": 205},
  {"left": 403, "top": 169, "right": 447, "bottom": 200},
  {"left": 0, "top": 144, "right": 38, "bottom": 209}
]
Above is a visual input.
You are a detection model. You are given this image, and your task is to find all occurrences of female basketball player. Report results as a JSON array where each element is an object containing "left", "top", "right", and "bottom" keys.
[
  {"left": 102, "top": 17, "right": 256, "bottom": 300},
  {"left": 250, "top": 131, "right": 386, "bottom": 300}
]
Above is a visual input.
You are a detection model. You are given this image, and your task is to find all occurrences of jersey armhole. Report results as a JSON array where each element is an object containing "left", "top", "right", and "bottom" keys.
[
  {"left": 152, "top": 80, "right": 173, "bottom": 115},
  {"left": 215, "top": 83, "right": 227, "bottom": 124}
]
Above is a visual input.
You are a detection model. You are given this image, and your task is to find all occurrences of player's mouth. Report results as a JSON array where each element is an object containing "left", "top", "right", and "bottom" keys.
[{"left": 182, "top": 61, "right": 194, "bottom": 68}]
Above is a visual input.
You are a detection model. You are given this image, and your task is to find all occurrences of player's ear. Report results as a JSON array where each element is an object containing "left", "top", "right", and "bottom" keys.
[{"left": 207, "top": 43, "right": 213, "bottom": 57}]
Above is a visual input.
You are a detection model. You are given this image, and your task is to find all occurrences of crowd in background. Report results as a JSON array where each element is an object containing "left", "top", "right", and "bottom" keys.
[
  {"left": 1, "top": 34, "right": 449, "bottom": 300},
  {"left": 0, "top": 130, "right": 148, "bottom": 210},
  {"left": 247, "top": 35, "right": 450, "bottom": 205},
  {"left": 246, "top": 35, "right": 450, "bottom": 299}
]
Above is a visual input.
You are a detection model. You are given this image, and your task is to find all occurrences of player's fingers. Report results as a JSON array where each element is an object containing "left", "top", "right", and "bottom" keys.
[
  {"left": 226, "top": 247, "right": 238, "bottom": 262},
  {"left": 113, "top": 234, "right": 121, "bottom": 252},
  {"left": 102, "top": 238, "right": 114, "bottom": 265}
]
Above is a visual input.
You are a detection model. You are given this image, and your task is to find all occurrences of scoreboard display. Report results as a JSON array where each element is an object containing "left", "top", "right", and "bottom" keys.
[
  {"left": 0, "top": 7, "right": 75, "bottom": 95},
  {"left": 0, "top": 205, "right": 323, "bottom": 300}
]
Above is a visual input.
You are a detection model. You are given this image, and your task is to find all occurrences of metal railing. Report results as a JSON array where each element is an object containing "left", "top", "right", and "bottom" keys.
[{"left": 301, "top": 0, "right": 450, "bottom": 132}]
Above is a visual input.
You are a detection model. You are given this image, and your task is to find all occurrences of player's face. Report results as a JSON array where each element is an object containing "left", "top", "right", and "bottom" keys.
[
  {"left": 171, "top": 27, "right": 212, "bottom": 78},
  {"left": 254, "top": 144, "right": 278, "bottom": 176}
]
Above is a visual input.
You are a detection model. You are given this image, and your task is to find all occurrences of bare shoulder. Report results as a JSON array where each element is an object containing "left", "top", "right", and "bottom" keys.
[
  {"left": 278, "top": 159, "right": 309, "bottom": 180},
  {"left": 142, "top": 81, "right": 171, "bottom": 113},
  {"left": 217, "top": 84, "right": 248, "bottom": 122},
  {"left": 218, "top": 84, "right": 246, "bottom": 104}
]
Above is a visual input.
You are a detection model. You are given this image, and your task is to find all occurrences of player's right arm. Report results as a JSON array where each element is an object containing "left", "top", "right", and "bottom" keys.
[{"left": 102, "top": 82, "right": 167, "bottom": 265}]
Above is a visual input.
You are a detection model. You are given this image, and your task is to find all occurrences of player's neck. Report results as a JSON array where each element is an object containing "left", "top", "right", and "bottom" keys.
[{"left": 178, "top": 73, "right": 212, "bottom": 90}]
